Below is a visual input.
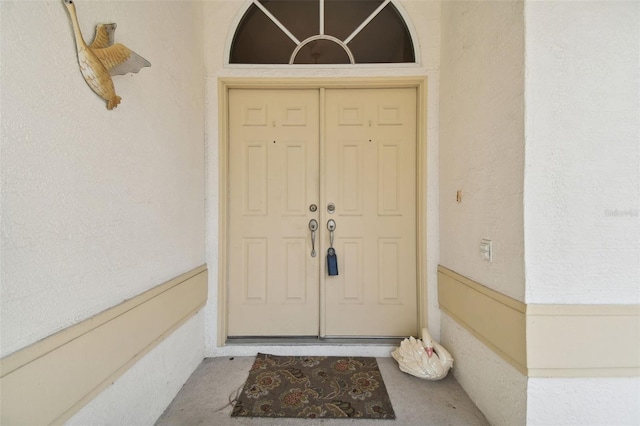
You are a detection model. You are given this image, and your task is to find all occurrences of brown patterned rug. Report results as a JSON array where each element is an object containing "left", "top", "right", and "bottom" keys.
[{"left": 231, "top": 353, "right": 396, "bottom": 419}]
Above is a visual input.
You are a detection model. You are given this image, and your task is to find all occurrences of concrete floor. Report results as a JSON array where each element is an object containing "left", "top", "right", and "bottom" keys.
[{"left": 156, "top": 356, "right": 489, "bottom": 426}]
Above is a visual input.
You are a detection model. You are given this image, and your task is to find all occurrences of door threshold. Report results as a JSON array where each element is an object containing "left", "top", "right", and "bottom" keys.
[{"left": 226, "top": 336, "right": 403, "bottom": 346}]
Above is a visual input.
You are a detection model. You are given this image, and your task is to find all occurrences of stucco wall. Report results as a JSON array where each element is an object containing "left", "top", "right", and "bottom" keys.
[
  {"left": 203, "top": 0, "right": 443, "bottom": 354},
  {"left": 524, "top": 0, "right": 640, "bottom": 305},
  {"left": 441, "top": 314, "right": 526, "bottom": 426},
  {"left": 0, "top": 0, "right": 205, "bottom": 421},
  {"left": 527, "top": 377, "right": 640, "bottom": 426},
  {"left": 439, "top": 0, "right": 525, "bottom": 302},
  {"left": 65, "top": 311, "right": 205, "bottom": 426},
  {"left": 524, "top": 2, "right": 640, "bottom": 424},
  {"left": 439, "top": 1, "right": 526, "bottom": 424}
]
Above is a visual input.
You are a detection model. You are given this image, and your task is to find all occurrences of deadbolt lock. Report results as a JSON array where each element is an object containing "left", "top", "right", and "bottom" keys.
[{"left": 327, "top": 203, "right": 335, "bottom": 214}]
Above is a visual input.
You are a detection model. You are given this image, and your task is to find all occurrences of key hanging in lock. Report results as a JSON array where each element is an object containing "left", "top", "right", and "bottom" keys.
[{"left": 327, "top": 219, "right": 338, "bottom": 276}]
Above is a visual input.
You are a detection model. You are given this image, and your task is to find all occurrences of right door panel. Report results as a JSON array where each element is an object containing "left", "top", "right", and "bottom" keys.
[{"left": 323, "top": 88, "right": 417, "bottom": 337}]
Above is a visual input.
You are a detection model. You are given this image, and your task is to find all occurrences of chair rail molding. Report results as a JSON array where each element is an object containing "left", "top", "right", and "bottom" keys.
[
  {"left": 438, "top": 265, "right": 640, "bottom": 378},
  {"left": 0, "top": 265, "right": 208, "bottom": 426}
]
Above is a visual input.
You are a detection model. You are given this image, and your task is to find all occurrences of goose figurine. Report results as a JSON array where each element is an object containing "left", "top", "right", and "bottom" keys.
[
  {"left": 391, "top": 327, "right": 454, "bottom": 380},
  {"left": 63, "top": 0, "right": 150, "bottom": 110}
]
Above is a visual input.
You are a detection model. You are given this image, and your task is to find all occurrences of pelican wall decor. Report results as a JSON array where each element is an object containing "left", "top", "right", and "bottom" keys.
[
  {"left": 391, "top": 328, "right": 454, "bottom": 380},
  {"left": 63, "top": 0, "right": 150, "bottom": 110}
]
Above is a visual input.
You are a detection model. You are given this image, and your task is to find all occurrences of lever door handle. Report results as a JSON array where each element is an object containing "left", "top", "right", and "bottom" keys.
[
  {"left": 309, "top": 219, "right": 318, "bottom": 257},
  {"left": 326, "top": 220, "right": 338, "bottom": 276},
  {"left": 327, "top": 219, "right": 336, "bottom": 248}
]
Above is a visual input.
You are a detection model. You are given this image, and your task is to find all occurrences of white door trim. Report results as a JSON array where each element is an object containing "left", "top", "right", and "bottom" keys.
[{"left": 217, "top": 77, "right": 428, "bottom": 346}]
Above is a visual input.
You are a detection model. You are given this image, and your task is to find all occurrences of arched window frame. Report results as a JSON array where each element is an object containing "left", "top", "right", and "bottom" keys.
[{"left": 224, "top": 0, "right": 421, "bottom": 68}]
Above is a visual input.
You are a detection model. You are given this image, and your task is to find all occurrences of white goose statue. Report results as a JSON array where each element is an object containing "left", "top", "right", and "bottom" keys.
[{"left": 391, "top": 327, "right": 454, "bottom": 380}]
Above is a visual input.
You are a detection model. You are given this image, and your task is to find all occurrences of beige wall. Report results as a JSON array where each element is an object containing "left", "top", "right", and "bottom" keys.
[
  {"left": 0, "top": 0, "right": 206, "bottom": 422},
  {"left": 440, "top": 1, "right": 639, "bottom": 425},
  {"left": 439, "top": 1, "right": 526, "bottom": 424},
  {"left": 3, "top": 1, "right": 636, "bottom": 424},
  {"left": 440, "top": 0, "right": 525, "bottom": 302},
  {"left": 1, "top": 0, "right": 206, "bottom": 357},
  {"left": 1, "top": 267, "right": 207, "bottom": 425}
]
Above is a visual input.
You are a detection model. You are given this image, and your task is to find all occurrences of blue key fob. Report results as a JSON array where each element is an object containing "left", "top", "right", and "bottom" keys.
[{"left": 327, "top": 247, "right": 338, "bottom": 276}]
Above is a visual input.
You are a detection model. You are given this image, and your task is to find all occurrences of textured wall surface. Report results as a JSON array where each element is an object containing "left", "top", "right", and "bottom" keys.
[
  {"left": 1, "top": 1, "right": 205, "bottom": 357},
  {"left": 439, "top": 0, "right": 525, "bottom": 302},
  {"left": 203, "top": 0, "right": 443, "bottom": 354},
  {"left": 441, "top": 314, "right": 527, "bottom": 426},
  {"left": 67, "top": 312, "right": 205, "bottom": 426},
  {"left": 0, "top": 0, "right": 205, "bottom": 420},
  {"left": 439, "top": 2, "right": 526, "bottom": 424},
  {"left": 527, "top": 376, "right": 640, "bottom": 426},
  {"left": 524, "top": 0, "right": 639, "bottom": 304},
  {"left": 524, "top": 2, "right": 640, "bottom": 424}
]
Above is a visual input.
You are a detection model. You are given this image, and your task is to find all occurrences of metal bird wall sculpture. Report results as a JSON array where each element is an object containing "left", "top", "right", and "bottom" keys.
[
  {"left": 63, "top": 0, "right": 150, "bottom": 110},
  {"left": 90, "top": 23, "right": 117, "bottom": 49}
]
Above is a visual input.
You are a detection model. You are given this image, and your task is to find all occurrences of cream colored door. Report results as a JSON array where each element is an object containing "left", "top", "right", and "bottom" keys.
[
  {"left": 322, "top": 88, "right": 417, "bottom": 337},
  {"left": 227, "top": 87, "right": 417, "bottom": 338},
  {"left": 227, "top": 89, "right": 320, "bottom": 336}
]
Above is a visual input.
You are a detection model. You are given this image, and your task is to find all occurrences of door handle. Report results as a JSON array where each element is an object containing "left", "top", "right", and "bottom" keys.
[
  {"left": 326, "top": 219, "right": 338, "bottom": 275},
  {"left": 309, "top": 219, "right": 318, "bottom": 257},
  {"left": 327, "top": 219, "right": 336, "bottom": 248}
]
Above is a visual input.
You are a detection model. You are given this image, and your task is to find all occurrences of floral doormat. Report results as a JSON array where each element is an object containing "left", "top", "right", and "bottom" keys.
[{"left": 231, "top": 353, "right": 396, "bottom": 419}]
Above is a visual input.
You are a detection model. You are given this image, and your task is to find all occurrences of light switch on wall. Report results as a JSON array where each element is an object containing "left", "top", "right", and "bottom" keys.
[{"left": 480, "top": 239, "right": 492, "bottom": 262}]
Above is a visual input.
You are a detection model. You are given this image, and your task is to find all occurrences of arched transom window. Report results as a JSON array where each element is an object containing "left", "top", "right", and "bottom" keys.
[{"left": 230, "top": 0, "right": 416, "bottom": 64}]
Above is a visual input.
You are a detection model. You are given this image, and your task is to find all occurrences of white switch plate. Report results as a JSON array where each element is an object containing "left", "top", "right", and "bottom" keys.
[{"left": 480, "top": 239, "right": 493, "bottom": 262}]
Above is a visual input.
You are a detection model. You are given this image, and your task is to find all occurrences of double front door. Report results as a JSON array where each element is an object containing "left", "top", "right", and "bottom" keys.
[{"left": 227, "top": 87, "right": 417, "bottom": 338}]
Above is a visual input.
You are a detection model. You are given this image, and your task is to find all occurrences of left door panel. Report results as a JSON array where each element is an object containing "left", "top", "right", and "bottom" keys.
[{"left": 228, "top": 89, "right": 320, "bottom": 336}]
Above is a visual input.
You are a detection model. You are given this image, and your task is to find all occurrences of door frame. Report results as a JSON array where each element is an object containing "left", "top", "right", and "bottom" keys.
[{"left": 217, "top": 77, "right": 428, "bottom": 346}]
